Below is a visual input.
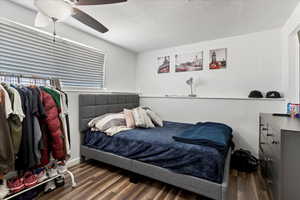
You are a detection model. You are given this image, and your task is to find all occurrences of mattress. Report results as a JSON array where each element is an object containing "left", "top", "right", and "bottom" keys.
[{"left": 84, "top": 121, "right": 230, "bottom": 183}]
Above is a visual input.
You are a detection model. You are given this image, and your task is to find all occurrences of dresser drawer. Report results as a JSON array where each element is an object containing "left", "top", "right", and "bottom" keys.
[
  {"left": 266, "top": 126, "right": 281, "bottom": 160},
  {"left": 262, "top": 145, "right": 280, "bottom": 200}
]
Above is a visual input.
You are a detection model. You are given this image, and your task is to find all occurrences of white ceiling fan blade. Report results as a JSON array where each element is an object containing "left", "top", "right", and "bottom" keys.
[{"left": 35, "top": 12, "right": 50, "bottom": 27}]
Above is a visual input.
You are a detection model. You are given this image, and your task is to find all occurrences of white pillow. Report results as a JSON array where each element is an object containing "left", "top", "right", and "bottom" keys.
[
  {"left": 146, "top": 110, "right": 163, "bottom": 127},
  {"left": 88, "top": 113, "right": 126, "bottom": 132},
  {"left": 132, "top": 107, "right": 155, "bottom": 128}
]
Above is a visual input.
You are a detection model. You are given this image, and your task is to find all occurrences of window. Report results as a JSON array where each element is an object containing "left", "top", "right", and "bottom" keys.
[{"left": 0, "top": 18, "right": 105, "bottom": 89}]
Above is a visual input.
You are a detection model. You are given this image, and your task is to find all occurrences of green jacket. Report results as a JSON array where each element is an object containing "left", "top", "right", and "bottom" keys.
[{"left": 41, "top": 87, "right": 61, "bottom": 108}]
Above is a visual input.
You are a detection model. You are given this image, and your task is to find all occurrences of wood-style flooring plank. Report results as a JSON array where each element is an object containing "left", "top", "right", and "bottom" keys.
[{"left": 37, "top": 160, "right": 270, "bottom": 200}]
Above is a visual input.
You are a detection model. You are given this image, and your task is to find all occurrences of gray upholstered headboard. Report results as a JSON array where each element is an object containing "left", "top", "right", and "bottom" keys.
[{"left": 79, "top": 94, "right": 139, "bottom": 132}]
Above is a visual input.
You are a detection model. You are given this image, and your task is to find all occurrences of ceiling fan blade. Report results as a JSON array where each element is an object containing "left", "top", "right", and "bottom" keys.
[
  {"left": 72, "top": 0, "right": 127, "bottom": 6},
  {"left": 72, "top": 8, "right": 109, "bottom": 33},
  {"left": 34, "top": 12, "right": 50, "bottom": 27}
]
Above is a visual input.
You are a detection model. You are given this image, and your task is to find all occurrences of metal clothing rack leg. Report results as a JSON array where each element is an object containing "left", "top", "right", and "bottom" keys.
[{"left": 66, "top": 170, "right": 77, "bottom": 188}]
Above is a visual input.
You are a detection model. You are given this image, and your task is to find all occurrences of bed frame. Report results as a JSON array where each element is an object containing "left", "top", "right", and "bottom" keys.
[{"left": 79, "top": 94, "right": 231, "bottom": 200}]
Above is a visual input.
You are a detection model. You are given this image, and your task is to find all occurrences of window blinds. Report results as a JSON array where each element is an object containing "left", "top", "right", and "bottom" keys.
[{"left": 0, "top": 19, "right": 105, "bottom": 89}]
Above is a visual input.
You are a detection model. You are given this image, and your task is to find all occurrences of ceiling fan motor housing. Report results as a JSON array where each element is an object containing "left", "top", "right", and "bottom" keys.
[{"left": 35, "top": 0, "right": 73, "bottom": 21}]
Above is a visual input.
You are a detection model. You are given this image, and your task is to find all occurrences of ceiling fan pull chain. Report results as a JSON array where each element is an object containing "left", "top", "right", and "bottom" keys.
[{"left": 52, "top": 18, "right": 57, "bottom": 43}]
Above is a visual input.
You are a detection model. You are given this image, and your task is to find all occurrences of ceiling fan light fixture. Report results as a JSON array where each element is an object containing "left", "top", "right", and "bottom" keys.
[
  {"left": 34, "top": 12, "right": 51, "bottom": 27},
  {"left": 35, "top": 0, "right": 73, "bottom": 21}
]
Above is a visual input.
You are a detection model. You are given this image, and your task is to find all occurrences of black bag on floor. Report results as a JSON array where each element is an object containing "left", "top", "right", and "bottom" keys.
[{"left": 231, "top": 149, "right": 258, "bottom": 172}]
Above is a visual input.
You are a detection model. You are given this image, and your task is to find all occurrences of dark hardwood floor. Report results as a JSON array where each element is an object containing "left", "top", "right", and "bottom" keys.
[{"left": 39, "top": 161, "right": 270, "bottom": 200}]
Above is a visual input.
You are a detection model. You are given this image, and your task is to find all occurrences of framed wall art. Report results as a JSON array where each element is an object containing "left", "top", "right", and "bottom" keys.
[
  {"left": 175, "top": 52, "right": 203, "bottom": 72},
  {"left": 209, "top": 48, "right": 227, "bottom": 70}
]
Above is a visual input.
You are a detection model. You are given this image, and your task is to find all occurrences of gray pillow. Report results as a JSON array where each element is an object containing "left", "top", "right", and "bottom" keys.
[
  {"left": 146, "top": 110, "right": 163, "bottom": 127},
  {"left": 132, "top": 107, "right": 155, "bottom": 128}
]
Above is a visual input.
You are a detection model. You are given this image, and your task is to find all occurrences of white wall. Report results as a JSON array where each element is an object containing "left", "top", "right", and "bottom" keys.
[
  {"left": 281, "top": 2, "right": 300, "bottom": 104},
  {"left": 137, "top": 29, "right": 285, "bottom": 156},
  {"left": 0, "top": 0, "right": 137, "bottom": 164},
  {"left": 137, "top": 29, "right": 283, "bottom": 98}
]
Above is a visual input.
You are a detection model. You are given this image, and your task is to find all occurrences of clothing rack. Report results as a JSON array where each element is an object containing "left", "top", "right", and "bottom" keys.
[
  {"left": 0, "top": 72, "right": 76, "bottom": 200},
  {"left": 0, "top": 72, "right": 61, "bottom": 89}
]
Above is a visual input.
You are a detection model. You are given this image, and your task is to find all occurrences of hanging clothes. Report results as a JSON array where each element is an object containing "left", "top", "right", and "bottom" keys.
[
  {"left": 62, "top": 91, "right": 71, "bottom": 147},
  {"left": 9, "top": 86, "right": 25, "bottom": 154},
  {"left": 41, "top": 87, "right": 70, "bottom": 158},
  {"left": 41, "top": 87, "right": 61, "bottom": 109},
  {"left": 59, "top": 91, "right": 70, "bottom": 157},
  {"left": 29, "top": 87, "right": 46, "bottom": 166},
  {"left": 15, "top": 87, "right": 36, "bottom": 170},
  {"left": 40, "top": 90, "right": 66, "bottom": 161},
  {"left": 0, "top": 84, "right": 13, "bottom": 118},
  {"left": 0, "top": 79, "right": 70, "bottom": 173},
  {"left": 0, "top": 89, "right": 15, "bottom": 174},
  {"left": 9, "top": 87, "right": 25, "bottom": 122},
  {"left": 1, "top": 83, "right": 24, "bottom": 156}
]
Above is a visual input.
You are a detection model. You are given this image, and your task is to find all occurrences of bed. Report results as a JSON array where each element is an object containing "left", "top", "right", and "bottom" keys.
[{"left": 79, "top": 94, "right": 231, "bottom": 200}]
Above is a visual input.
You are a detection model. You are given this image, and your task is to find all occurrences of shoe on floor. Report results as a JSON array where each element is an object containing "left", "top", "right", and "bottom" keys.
[
  {"left": 23, "top": 172, "right": 38, "bottom": 188},
  {"left": 0, "top": 179, "right": 10, "bottom": 199},
  {"left": 7, "top": 177, "right": 25, "bottom": 193},
  {"left": 44, "top": 180, "right": 56, "bottom": 193}
]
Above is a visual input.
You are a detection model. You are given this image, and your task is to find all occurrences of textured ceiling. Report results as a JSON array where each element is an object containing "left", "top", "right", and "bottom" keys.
[{"left": 9, "top": 0, "right": 299, "bottom": 52}]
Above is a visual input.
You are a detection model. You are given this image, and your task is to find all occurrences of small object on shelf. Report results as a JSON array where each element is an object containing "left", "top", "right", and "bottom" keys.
[
  {"left": 287, "top": 103, "right": 300, "bottom": 118},
  {"left": 266, "top": 91, "right": 281, "bottom": 98},
  {"left": 186, "top": 77, "right": 197, "bottom": 97},
  {"left": 248, "top": 90, "right": 263, "bottom": 98}
]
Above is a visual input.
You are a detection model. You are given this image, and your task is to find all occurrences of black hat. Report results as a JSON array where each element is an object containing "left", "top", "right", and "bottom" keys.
[
  {"left": 266, "top": 91, "right": 281, "bottom": 98},
  {"left": 248, "top": 90, "right": 263, "bottom": 98}
]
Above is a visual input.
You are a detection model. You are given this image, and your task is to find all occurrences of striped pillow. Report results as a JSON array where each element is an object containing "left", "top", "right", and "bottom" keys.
[
  {"left": 88, "top": 113, "right": 126, "bottom": 132},
  {"left": 132, "top": 107, "right": 155, "bottom": 128},
  {"left": 124, "top": 109, "right": 135, "bottom": 128}
]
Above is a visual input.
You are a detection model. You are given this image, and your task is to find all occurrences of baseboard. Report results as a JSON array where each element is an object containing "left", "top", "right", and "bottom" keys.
[{"left": 67, "top": 157, "right": 81, "bottom": 167}]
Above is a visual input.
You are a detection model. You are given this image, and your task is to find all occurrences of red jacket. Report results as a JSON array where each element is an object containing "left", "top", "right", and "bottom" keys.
[{"left": 41, "top": 90, "right": 66, "bottom": 160}]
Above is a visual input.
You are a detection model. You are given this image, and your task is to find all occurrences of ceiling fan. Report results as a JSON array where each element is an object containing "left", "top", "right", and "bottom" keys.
[{"left": 34, "top": 0, "right": 127, "bottom": 33}]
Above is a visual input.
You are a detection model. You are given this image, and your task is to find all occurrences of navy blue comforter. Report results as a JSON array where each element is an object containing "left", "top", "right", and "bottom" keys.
[
  {"left": 173, "top": 122, "right": 233, "bottom": 152},
  {"left": 84, "top": 121, "right": 232, "bottom": 183}
]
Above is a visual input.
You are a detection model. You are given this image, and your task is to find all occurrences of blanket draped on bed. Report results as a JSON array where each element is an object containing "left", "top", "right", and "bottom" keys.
[
  {"left": 84, "top": 121, "right": 232, "bottom": 183},
  {"left": 173, "top": 122, "right": 233, "bottom": 152}
]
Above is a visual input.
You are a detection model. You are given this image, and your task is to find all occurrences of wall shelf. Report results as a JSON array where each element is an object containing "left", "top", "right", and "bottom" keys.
[{"left": 140, "top": 95, "right": 286, "bottom": 101}]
